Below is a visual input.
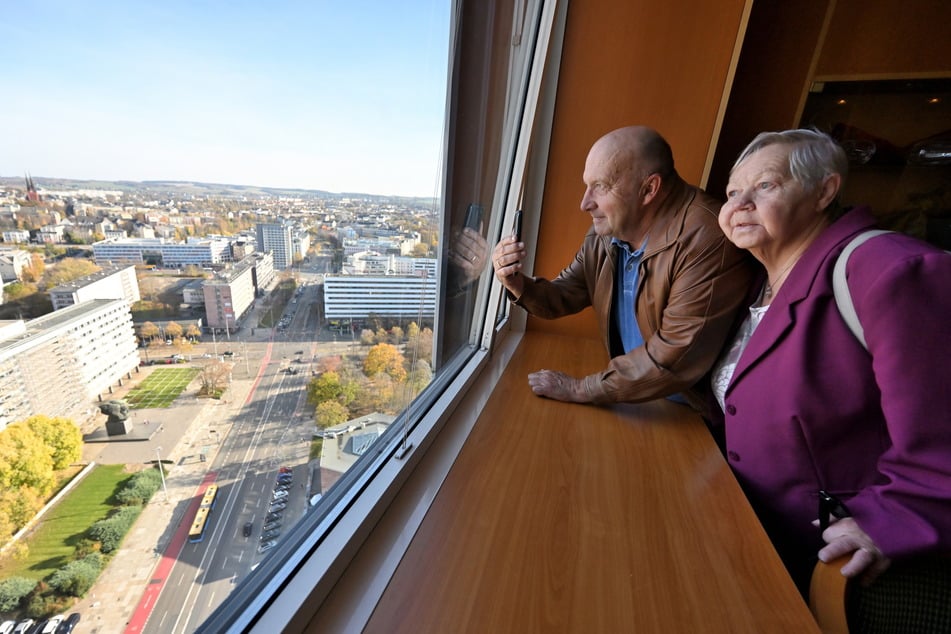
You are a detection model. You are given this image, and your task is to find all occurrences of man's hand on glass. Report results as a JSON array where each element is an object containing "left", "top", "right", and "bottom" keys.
[{"left": 492, "top": 235, "right": 526, "bottom": 296}]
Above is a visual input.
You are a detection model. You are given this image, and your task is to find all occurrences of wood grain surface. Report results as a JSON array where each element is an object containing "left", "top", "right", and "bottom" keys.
[{"left": 364, "top": 333, "right": 819, "bottom": 633}]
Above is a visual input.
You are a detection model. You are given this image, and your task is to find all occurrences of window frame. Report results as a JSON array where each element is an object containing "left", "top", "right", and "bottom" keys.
[{"left": 195, "top": 1, "right": 566, "bottom": 630}]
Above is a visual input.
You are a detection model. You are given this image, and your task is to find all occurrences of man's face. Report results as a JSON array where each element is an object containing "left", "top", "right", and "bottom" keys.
[{"left": 580, "top": 140, "right": 642, "bottom": 242}]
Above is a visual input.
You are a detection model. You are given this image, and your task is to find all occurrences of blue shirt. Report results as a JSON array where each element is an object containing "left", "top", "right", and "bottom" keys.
[
  {"left": 612, "top": 237, "right": 647, "bottom": 354},
  {"left": 613, "top": 237, "right": 688, "bottom": 405}
]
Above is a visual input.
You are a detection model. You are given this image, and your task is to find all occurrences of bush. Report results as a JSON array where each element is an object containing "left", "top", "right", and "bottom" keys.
[
  {"left": 47, "top": 553, "right": 103, "bottom": 597},
  {"left": 115, "top": 468, "right": 163, "bottom": 506},
  {"left": 87, "top": 505, "right": 142, "bottom": 553},
  {"left": 0, "top": 576, "right": 36, "bottom": 612}
]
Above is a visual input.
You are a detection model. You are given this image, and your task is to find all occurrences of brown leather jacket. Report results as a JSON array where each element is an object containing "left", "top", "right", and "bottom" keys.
[{"left": 515, "top": 177, "right": 756, "bottom": 409}]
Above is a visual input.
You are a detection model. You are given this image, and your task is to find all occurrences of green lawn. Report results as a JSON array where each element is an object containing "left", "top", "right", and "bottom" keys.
[
  {"left": 0, "top": 464, "right": 132, "bottom": 581},
  {"left": 125, "top": 367, "right": 200, "bottom": 408}
]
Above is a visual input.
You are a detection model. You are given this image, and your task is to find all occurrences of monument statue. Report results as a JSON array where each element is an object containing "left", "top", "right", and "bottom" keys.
[{"left": 99, "top": 400, "right": 133, "bottom": 436}]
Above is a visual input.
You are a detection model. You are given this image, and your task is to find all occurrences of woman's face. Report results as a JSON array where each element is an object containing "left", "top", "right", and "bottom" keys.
[{"left": 719, "top": 144, "right": 824, "bottom": 254}]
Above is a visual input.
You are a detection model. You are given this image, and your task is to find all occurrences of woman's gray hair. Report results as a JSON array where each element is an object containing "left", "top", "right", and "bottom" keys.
[{"left": 733, "top": 128, "right": 849, "bottom": 194}]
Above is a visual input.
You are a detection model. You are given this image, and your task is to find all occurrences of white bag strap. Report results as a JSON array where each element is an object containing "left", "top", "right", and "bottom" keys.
[{"left": 832, "top": 230, "right": 892, "bottom": 351}]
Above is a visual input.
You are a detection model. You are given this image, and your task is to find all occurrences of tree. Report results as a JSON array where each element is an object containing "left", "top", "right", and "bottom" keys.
[
  {"left": 390, "top": 326, "right": 404, "bottom": 344},
  {"left": 2, "top": 281, "right": 37, "bottom": 301},
  {"left": 198, "top": 360, "right": 232, "bottom": 396},
  {"left": 406, "top": 322, "right": 420, "bottom": 340},
  {"left": 407, "top": 359, "right": 433, "bottom": 394},
  {"left": 20, "top": 253, "right": 45, "bottom": 283},
  {"left": 47, "top": 553, "right": 104, "bottom": 597},
  {"left": 363, "top": 343, "right": 407, "bottom": 383},
  {"left": 165, "top": 321, "right": 183, "bottom": 339},
  {"left": 360, "top": 329, "right": 375, "bottom": 346},
  {"left": 0, "top": 422, "right": 56, "bottom": 495},
  {"left": 24, "top": 415, "right": 82, "bottom": 469},
  {"left": 140, "top": 321, "right": 160, "bottom": 341},
  {"left": 0, "top": 577, "right": 36, "bottom": 612},
  {"left": 315, "top": 400, "right": 349, "bottom": 429},
  {"left": 43, "top": 257, "right": 99, "bottom": 288},
  {"left": 186, "top": 324, "right": 202, "bottom": 341},
  {"left": 407, "top": 327, "right": 434, "bottom": 365},
  {"left": 308, "top": 371, "right": 343, "bottom": 406}
]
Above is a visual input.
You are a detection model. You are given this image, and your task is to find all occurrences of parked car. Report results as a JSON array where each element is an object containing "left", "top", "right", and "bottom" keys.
[
  {"left": 272, "top": 489, "right": 288, "bottom": 500},
  {"left": 274, "top": 483, "right": 291, "bottom": 492},
  {"left": 260, "top": 528, "right": 280, "bottom": 541},
  {"left": 55, "top": 613, "right": 81, "bottom": 634},
  {"left": 268, "top": 501, "right": 287, "bottom": 512},
  {"left": 263, "top": 520, "right": 282, "bottom": 532},
  {"left": 11, "top": 620, "right": 33, "bottom": 634},
  {"left": 0, "top": 621, "right": 16, "bottom": 634},
  {"left": 277, "top": 473, "right": 293, "bottom": 483},
  {"left": 258, "top": 540, "right": 277, "bottom": 553},
  {"left": 242, "top": 522, "right": 253, "bottom": 537},
  {"left": 279, "top": 466, "right": 293, "bottom": 474},
  {"left": 265, "top": 511, "right": 282, "bottom": 523},
  {"left": 41, "top": 616, "right": 63, "bottom": 633}
]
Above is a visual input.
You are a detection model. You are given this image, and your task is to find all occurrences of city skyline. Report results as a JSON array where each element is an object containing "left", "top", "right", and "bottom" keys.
[{"left": 3, "top": 1, "right": 451, "bottom": 199}]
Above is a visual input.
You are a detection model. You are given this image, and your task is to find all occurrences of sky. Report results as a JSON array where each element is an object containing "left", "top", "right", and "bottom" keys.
[{"left": 3, "top": 1, "right": 451, "bottom": 198}]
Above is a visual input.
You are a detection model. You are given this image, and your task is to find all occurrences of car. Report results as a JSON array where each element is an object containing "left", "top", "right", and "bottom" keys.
[
  {"left": 11, "top": 620, "right": 33, "bottom": 634},
  {"left": 274, "top": 482, "right": 291, "bottom": 491},
  {"left": 263, "top": 519, "right": 282, "bottom": 531},
  {"left": 41, "top": 616, "right": 63, "bottom": 633},
  {"left": 272, "top": 489, "right": 289, "bottom": 500},
  {"left": 279, "top": 466, "right": 293, "bottom": 473},
  {"left": 268, "top": 501, "right": 287, "bottom": 512},
  {"left": 242, "top": 521, "right": 253, "bottom": 537},
  {"left": 55, "top": 613, "right": 80, "bottom": 634},
  {"left": 277, "top": 473, "right": 293, "bottom": 483},
  {"left": 1, "top": 621, "right": 16, "bottom": 634},
  {"left": 260, "top": 528, "right": 280, "bottom": 540},
  {"left": 265, "top": 511, "right": 282, "bottom": 523},
  {"left": 257, "top": 539, "right": 277, "bottom": 553},
  {"left": 295, "top": 350, "right": 304, "bottom": 355}
]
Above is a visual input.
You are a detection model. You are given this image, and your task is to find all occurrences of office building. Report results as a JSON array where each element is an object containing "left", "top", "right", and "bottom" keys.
[{"left": 48, "top": 265, "right": 141, "bottom": 311}]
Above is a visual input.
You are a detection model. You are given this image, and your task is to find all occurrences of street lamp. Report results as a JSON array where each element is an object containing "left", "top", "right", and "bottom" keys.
[{"left": 156, "top": 446, "right": 169, "bottom": 502}]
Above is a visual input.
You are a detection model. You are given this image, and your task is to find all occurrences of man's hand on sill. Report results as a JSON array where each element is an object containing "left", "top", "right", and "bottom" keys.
[{"left": 527, "top": 369, "right": 587, "bottom": 403}]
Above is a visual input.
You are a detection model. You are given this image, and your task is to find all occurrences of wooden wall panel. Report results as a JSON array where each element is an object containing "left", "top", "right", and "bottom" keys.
[
  {"left": 706, "top": 0, "right": 831, "bottom": 200},
  {"left": 528, "top": 0, "right": 747, "bottom": 337},
  {"left": 816, "top": 0, "right": 951, "bottom": 79}
]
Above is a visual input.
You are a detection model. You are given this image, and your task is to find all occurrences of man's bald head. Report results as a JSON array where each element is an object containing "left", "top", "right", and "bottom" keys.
[{"left": 592, "top": 126, "right": 675, "bottom": 182}]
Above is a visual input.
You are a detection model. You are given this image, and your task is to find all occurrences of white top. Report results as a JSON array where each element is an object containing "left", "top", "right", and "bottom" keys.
[{"left": 711, "top": 289, "right": 770, "bottom": 412}]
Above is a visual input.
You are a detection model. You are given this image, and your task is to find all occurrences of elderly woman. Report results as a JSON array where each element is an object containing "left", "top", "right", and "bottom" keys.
[{"left": 710, "top": 129, "right": 951, "bottom": 599}]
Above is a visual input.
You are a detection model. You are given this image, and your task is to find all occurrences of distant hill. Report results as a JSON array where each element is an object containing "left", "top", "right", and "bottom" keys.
[{"left": 0, "top": 176, "right": 435, "bottom": 204}]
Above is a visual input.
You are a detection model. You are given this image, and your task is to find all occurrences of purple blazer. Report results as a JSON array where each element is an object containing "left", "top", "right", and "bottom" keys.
[{"left": 713, "top": 207, "right": 951, "bottom": 583}]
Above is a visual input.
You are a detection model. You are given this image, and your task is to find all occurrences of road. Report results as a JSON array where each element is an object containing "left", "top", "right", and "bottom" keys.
[{"left": 143, "top": 272, "right": 331, "bottom": 633}]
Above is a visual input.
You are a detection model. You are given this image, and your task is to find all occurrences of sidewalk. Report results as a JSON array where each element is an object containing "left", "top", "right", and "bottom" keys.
[{"left": 72, "top": 366, "right": 258, "bottom": 634}]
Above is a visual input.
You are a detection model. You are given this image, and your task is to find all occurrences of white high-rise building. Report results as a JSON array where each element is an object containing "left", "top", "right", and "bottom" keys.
[
  {"left": 0, "top": 299, "right": 140, "bottom": 430},
  {"left": 48, "top": 265, "right": 141, "bottom": 311},
  {"left": 256, "top": 222, "right": 294, "bottom": 269}
]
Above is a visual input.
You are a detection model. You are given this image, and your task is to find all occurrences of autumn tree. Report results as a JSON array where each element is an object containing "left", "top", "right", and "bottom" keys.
[
  {"left": 165, "top": 321, "right": 183, "bottom": 339},
  {"left": 198, "top": 360, "right": 232, "bottom": 396},
  {"left": 140, "top": 321, "right": 160, "bottom": 341},
  {"left": 407, "top": 327, "right": 434, "bottom": 365},
  {"left": 407, "top": 359, "right": 433, "bottom": 395},
  {"left": 316, "top": 355, "right": 342, "bottom": 374},
  {"left": 3, "top": 281, "right": 37, "bottom": 302},
  {"left": 360, "top": 329, "right": 375, "bottom": 346},
  {"left": 185, "top": 324, "right": 202, "bottom": 341},
  {"left": 315, "top": 400, "right": 349, "bottom": 429},
  {"left": 25, "top": 415, "right": 82, "bottom": 469},
  {"left": 0, "top": 422, "right": 56, "bottom": 495},
  {"left": 363, "top": 343, "right": 407, "bottom": 383},
  {"left": 20, "top": 254, "right": 45, "bottom": 283},
  {"left": 307, "top": 370, "right": 357, "bottom": 407},
  {"left": 406, "top": 321, "right": 420, "bottom": 340},
  {"left": 43, "top": 257, "right": 100, "bottom": 288}
]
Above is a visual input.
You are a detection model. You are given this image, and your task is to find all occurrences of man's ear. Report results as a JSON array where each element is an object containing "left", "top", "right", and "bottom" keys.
[
  {"left": 816, "top": 173, "right": 842, "bottom": 212},
  {"left": 641, "top": 173, "right": 662, "bottom": 205}
]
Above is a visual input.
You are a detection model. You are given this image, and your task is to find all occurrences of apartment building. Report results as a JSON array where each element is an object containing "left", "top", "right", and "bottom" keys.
[
  {"left": 323, "top": 274, "right": 436, "bottom": 324},
  {"left": 0, "top": 248, "right": 32, "bottom": 282},
  {"left": 48, "top": 264, "right": 141, "bottom": 311},
  {"left": 92, "top": 236, "right": 231, "bottom": 267},
  {"left": 0, "top": 299, "right": 139, "bottom": 430},
  {"left": 255, "top": 222, "right": 293, "bottom": 269},
  {"left": 203, "top": 257, "right": 256, "bottom": 331}
]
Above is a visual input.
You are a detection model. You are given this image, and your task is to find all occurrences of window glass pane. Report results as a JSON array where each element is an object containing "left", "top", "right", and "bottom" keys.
[{"left": 1, "top": 1, "right": 452, "bottom": 631}]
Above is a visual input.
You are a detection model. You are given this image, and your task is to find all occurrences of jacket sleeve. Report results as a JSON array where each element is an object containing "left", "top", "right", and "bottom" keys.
[
  {"left": 583, "top": 228, "right": 755, "bottom": 405},
  {"left": 515, "top": 238, "right": 598, "bottom": 319},
  {"left": 840, "top": 243, "right": 951, "bottom": 559}
]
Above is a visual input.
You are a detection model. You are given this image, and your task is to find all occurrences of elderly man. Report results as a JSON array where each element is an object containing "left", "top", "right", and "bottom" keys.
[{"left": 493, "top": 125, "right": 755, "bottom": 409}]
